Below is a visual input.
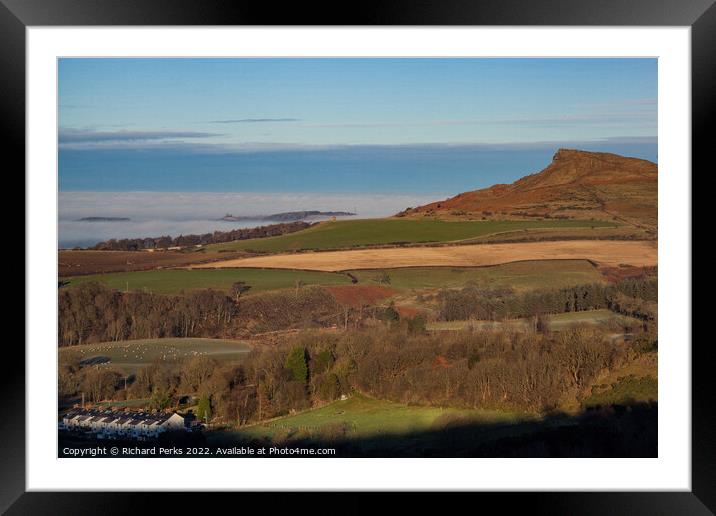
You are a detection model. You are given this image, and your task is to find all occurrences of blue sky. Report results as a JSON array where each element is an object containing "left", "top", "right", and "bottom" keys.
[{"left": 59, "top": 58, "right": 657, "bottom": 193}]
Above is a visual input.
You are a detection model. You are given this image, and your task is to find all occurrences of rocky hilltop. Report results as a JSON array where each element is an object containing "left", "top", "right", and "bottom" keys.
[{"left": 400, "top": 149, "right": 657, "bottom": 228}]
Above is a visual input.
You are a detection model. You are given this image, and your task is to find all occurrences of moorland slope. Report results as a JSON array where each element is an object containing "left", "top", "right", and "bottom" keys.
[{"left": 400, "top": 149, "right": 657, "bottom": 228}]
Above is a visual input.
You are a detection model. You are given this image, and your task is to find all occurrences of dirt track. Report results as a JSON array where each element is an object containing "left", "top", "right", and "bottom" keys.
[{"left": 190, "top": 240, "right": 657, "bottom": 272}]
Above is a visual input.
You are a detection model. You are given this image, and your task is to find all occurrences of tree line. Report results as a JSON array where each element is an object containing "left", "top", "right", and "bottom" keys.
[
  {"left": 58, "top": 282, "right": 342, "bottom": 346},
  {"left": 438, "top": 277, "right": 657, "bottom": 322},
  {"left": 90, "top": 221, "right": 311, "bottom": 251},
  {"left": 58, "top": 276, "right": 657, "bottom": 347}
]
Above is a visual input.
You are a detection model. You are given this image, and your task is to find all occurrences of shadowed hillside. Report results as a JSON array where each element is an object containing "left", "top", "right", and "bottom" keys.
[
  {"left": 401, "top": 149, "right": 657, "bottom": 228},
  {"left": 59, "top": 402, "right": 657, "bottom": 458}
]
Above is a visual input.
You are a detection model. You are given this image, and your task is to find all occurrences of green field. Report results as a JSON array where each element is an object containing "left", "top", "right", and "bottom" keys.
[
  {"left": 59, "top": 338, "right": 251, "bottom": 374},
  {"left": 217, "top": 394, "right": 529, "bottom": 443},
  {"left": 427, "top": 309, "right": 640, "bottom": 332},
  {"left": 207, "top": 218, "right": 617, "bottom": 253},
  {"left": 64, "top": 260, "right": 604, "bottom": 295},
  {"left": 65, "top": 268, "right": 353, "bottom": 295},
  {"left": 348, "top": 260, "right": 605, "bottom": 291},
  {"left": 546, "top": 309, "right": 639, "bottom": 330}
]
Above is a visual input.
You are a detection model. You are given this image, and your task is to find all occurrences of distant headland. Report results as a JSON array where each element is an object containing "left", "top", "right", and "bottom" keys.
[
  {"left": 218, "top": 210, "right": 355, "bottom": 222},
  {"left": 76, "top": 217, "right": 131, "bottom": 222}
]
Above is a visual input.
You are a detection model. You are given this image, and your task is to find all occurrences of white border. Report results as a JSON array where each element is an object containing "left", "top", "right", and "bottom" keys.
[{"left": 27, "top": 27, "right": 691, "bottom": 491}]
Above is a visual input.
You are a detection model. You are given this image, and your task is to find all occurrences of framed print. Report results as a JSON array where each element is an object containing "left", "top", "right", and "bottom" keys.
[{"left": 5, "top": 0, "right": 708, "bottom": 512}]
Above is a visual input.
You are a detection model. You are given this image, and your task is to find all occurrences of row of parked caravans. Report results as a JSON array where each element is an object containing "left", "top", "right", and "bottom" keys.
[{"left": 61, "top": 408, "right": 186, "bottom": 440}]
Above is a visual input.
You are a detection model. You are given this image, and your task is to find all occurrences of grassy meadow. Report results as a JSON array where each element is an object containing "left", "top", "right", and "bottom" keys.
[
  {"left": 63, "top": 259, "right": 607, "bottom": 296},
  {"left": 216, "top": 394, "right": 531, "bottom": 443},
  {"left": 348, "top": 259, "right": 605, "bottom": 291},
  {"left": 59, "top": 338, "right": 252, "bottom": 374},
  {"left": 545, "top": 309, "right": 640, "bottom": 330},
  {"left": 426, "top": 309, "right": 641, "bottom": 332},
  {"left": 64, "top": 267, "right": 353, "bottom": 295},
  {"left": 207, "top": 218, "right": 617, "bottom": 253}
]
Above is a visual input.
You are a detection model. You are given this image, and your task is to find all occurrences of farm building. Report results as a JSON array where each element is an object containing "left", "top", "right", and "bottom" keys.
[{"left": 61, "top": 409, "right": 187, "bottom": 440}]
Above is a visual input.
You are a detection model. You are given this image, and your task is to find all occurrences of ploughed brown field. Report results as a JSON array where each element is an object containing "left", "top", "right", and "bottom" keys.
[
  {"left": 324, "top": 285, "right": 398, "bottom": 308},
  {"left": 190, "top": 240, "right": 657, "bottom": 272},
  {"left": 59, "top": 249, "right": 249, "bottom": 276}
]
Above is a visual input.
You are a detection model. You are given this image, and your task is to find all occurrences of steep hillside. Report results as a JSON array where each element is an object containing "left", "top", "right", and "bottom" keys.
[{"left": 401, "top": 149, "right": 657, "bottom": 228}]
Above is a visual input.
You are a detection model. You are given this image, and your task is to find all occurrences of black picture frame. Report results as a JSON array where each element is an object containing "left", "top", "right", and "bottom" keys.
[{"left": 5, "top": 0, "right": 707, "bottom": 512}]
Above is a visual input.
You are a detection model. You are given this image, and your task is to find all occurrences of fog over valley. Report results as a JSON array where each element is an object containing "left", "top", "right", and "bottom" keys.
[{"left": 58, "top": 191, "right": 441, "bottom": 248}]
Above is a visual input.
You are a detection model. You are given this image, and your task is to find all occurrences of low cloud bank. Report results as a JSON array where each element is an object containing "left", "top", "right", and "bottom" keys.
[{"left": 58, "top": 191, "right": 440, "bottom": 248}]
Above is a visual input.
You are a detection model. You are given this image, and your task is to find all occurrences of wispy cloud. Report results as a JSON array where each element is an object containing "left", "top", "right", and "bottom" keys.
[
  {"left": 59, "top": 128, "right": 221, "bottom": 144},
  {"left": 207, "top": 118, "right": 301, "bottom": 124},
  {"left": 59, "top": 104, "right": 92, "bottom": 110},
  {"left": 58, "top": 136, "right": 657, "bottom": 155},
  {"left": 575, "top": 98, "right": 657, "bottom": 109},
  {"left": 302, "top": 112, "right": 655, "bottom": 130}
]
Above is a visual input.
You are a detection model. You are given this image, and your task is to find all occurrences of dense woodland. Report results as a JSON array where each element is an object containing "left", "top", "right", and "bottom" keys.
[
  {"left": 59, "top": 276, "right": 657, "bottom": 427},
  {"left": 90, "top": 221, "right": 311, "bottom": 251},
  {"left": 58, "top": 277, "right": 657, "bottom": 347},
  {"left": 59, "top": 321, "right": 657, "bottom": 425},
  {"left": 58, "top": 284, "right": 342, "bottom": 346}
]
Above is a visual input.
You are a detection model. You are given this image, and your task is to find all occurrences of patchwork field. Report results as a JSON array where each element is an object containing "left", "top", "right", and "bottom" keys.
[
  {"left": 207, "top": 218, "right": 618, "bottom": 253},
  {"left": 347, "top": 259, "right": 605, "bottom": 291},
  {"left": 194, "top": 240, "right": 657, "bottom": 272},
  {"left": 64, "top": 268, "right": 353, "bottom": 295},
  {"left": 64, "top": 259, "right": 610, "bottom": 296},
  {"left": 59, "top": 338, "right": 252, "bottom": 374},
  {"left": 426, "top": 309, "right": 641, "bottom": 332}
]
